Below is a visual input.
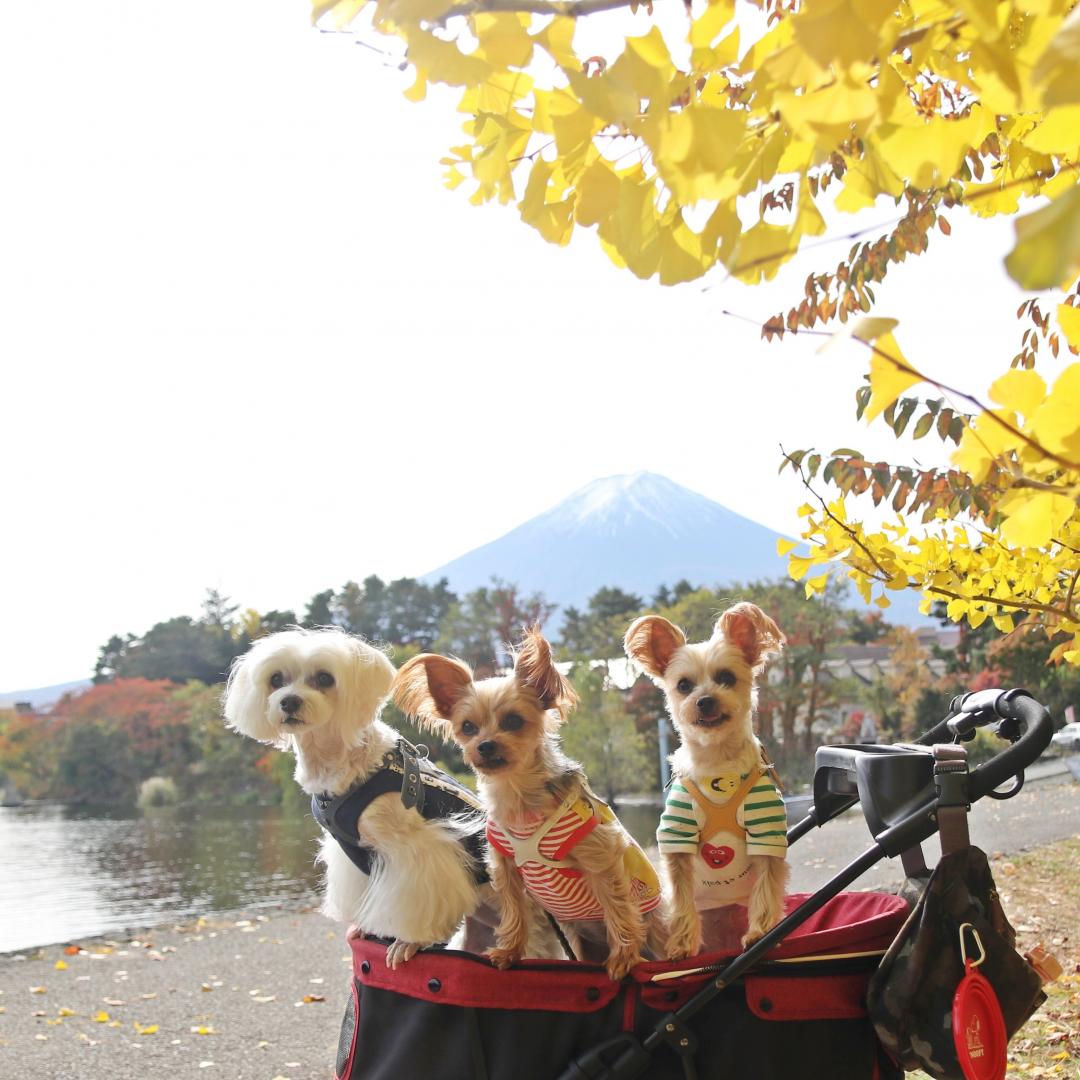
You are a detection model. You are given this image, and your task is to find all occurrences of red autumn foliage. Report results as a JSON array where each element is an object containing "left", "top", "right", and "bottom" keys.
[{"left": 51, "top": 678, "right": 192, "bottom": 779}]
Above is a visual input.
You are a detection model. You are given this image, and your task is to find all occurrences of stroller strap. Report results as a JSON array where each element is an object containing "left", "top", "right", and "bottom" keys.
[{"left": 932, "top": 743, "right": 971, "bottom": 856}]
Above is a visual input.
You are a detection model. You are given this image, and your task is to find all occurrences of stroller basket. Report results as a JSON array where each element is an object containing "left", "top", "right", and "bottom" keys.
[
  {"left": 339, "top": 892, "right": 908, "bottom": 1080},
  {"left": 333, "top": 688, "right": 1053, "bottom": 1080}
]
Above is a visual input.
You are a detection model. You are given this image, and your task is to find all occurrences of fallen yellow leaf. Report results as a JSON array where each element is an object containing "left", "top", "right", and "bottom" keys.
[
  {"left": 57, "top": 1007, "right": 75, "bottom": 1017},
  {"left": 29, "top": 986, "right": 46, "bottom": 995},
  {"left": 54, "top": 960, "right": 68, "bottom": 971},
  {"left": 92, "top": 1011, "right": 110, "bottom": 1023},
  {"left": 191, "top": 1025, "right": 216, "bottom": 1036},
  {"left": 135, "top": 1023, "right": 159, "bottom": 1036}
]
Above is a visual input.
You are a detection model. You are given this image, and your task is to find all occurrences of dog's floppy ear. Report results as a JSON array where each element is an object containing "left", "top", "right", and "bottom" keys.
[
  {"left": 223, "top": 647, "right": 287, "bottom": 747},
  {"left": 513, "top": 626, "right": 577, "bottom": 722},
  {"left": 338, "top": 637, "right": 396, "bottom": 735},
  {"left": 624, "top": 616, "right": 687, "bottom": 679},
  {"left": 714, "top": 603, "right": 785, "bottom": 669},
  {"left": 392, "top": 654, "right": 474, "bottom": 733}
]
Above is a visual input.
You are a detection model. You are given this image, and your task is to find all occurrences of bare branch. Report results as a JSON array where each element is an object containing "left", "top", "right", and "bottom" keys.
[{"left": 438, "top": 0, "right": 639, "bottom": 19}]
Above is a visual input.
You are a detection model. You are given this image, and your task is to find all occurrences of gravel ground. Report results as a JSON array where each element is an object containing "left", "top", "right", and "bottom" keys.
[{"left": 1, "top": 776, "right": 1076, "bottom": 1080}]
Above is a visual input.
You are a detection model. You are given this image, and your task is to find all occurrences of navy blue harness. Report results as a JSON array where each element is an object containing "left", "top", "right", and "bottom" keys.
[{"left": 310, "top": 739, "right": 488, "bottom": 884}]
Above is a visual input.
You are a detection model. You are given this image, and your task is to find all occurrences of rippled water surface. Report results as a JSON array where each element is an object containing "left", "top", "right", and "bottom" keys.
[
  {"left": 0, "top": 804, "right": 324, "bottom": 953},
  {"left": 0, "top": 798, "right": 667, "bottom": 954}
]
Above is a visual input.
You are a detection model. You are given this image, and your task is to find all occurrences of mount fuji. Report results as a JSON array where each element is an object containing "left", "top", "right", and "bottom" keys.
[{"left": 424, "top": 473, "right": 804, "bottom": 613}]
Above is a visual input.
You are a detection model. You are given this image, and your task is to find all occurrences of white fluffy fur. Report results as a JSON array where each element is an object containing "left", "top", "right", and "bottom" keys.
[{"left": 223, "top": 627, "right": 481, "bottom": 966}]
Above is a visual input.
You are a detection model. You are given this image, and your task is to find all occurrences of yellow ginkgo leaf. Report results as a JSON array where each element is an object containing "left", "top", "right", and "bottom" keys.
[
  {"left": 93, "top": 1011, "right": 110, "bottom": 1023},
  {"left": 988, "top": 369, "right": 1046, "bottom": 418},
  {"left": 863, "top": 333, "right": 922, "bottom": 422},
  {"left": 788, "top": 554, "right": 818, "bottom": 580},
  {"left": 776, "top": 537, "right": 799, "bottom": 555},
  {"left": 1005, "top": 182, "right": 1080, "bottom": 290},
  {"left": 997, "top": 489, "right": 1075, "bottom": 548},
  {"left": 1057, "top": 303, "right": 1080, "bottom": 352},
  {"left": 1028, "top": 362, "right": 1080, "bottom": 458}
]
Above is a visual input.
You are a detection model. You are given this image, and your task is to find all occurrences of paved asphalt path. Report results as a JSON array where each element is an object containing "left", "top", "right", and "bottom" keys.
[{"left": 1, "top": 776, "right": 1076, "bottom": 1080}]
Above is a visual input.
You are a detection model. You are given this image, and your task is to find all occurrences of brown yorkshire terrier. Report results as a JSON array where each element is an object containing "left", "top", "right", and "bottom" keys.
[
  {"left": 392, "top": 627, "right": 662, "bottom": 981},
  {"left": 625, "top": 602, "right": 789, "bottom": 958}
]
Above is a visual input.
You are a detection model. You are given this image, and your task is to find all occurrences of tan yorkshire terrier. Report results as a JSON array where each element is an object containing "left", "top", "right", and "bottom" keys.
[
  {"left": 392, "top": 627, "right": 662, "bottom": 981},
  {"left": 625, "top": 602, "right": 789, "bottom": 958}
]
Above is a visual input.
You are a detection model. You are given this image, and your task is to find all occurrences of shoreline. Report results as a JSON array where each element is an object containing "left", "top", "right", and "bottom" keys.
[{"left": 0, "top": 897, "right": 322, "bottom": 961}]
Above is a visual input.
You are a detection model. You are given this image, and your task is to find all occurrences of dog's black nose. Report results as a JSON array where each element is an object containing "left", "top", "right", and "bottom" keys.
[
  {"left": 477, "top": 740, "right": 498, "bottom": 758},
  {"left": 697, "top": 696, "right": 717, "bottom": 716},
  {"left": 280, "top": 694, "right": 303, "bottom": 715}
]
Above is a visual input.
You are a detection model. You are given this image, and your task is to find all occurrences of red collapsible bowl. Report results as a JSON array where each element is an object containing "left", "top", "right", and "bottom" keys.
[{"left": 952, "top": 968, "right": 1007, "bottom": 1080}]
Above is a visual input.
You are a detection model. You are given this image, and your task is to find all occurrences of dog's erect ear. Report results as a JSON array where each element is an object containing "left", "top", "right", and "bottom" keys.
[
  {"left": 714, "top": 603, "right": 785, "bottom": 668},
  {"left": 513, "top": 626, "right": 578, "bottom": 721},
  {"left": 392, "top": 655, "right": 474, "bottom": 732},
  {"left": 624, "top": 616, "right": 687, "bottom": 679}
]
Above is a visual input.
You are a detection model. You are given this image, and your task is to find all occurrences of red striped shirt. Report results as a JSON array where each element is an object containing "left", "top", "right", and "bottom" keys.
[{"left": 487, "top": 797, "right": 660, "bottom": 922}]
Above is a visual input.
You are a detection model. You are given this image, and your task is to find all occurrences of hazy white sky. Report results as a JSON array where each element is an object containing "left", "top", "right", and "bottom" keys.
[{"left": 1, "top": 0, "right": 1065, "bottom": 688}]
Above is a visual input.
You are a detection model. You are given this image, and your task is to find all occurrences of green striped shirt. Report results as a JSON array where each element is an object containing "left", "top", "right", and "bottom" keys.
[{"left": 657, "top": 772, "right": 788, "bottom": 859}]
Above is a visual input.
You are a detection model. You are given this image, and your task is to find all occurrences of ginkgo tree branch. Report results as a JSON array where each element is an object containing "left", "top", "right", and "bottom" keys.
[
  {"left": 782, "top": 448, "right": 896, "bottom": 582},
  {"left": 853, "top": 336, "right": 1080, "bottom": 474},
  {"left": 921, "top": 584, "right": 1075, "bottom": 621},
  {"left": 784, "top": 450, "right": 1080, "bottom": 622},
  {"left": 747, "top": 313, "right": 1080, "bottom": 475},
  {"left": 435, "top": 0, "right": 642, "bottom": 20}
]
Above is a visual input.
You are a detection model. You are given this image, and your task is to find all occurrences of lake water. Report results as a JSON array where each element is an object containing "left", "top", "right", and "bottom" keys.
[
  {"left": 0, "top": 801, "right": 667, "bottom": 955},
  {"left": 0, "top": 804, "right": 324, "bottom": 954}
]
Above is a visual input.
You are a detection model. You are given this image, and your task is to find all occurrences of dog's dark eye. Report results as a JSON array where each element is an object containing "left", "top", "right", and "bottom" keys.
[
  {"left": 676, "top": 678, "right": 694, "bottom": 695},
  {"left": 269, "top": 672, "right": 285, "bottom": 690},
  {"left": 314, "top": 671, "right": 335, "bottom": 690},
  {"left": 500, "top": 713, "right": 524, "bottom": 732},
  {"left": 714, "top": 670, "right": 736, "bottom": 688},
  {"left": 460, "top": 720, "right": 479, "bottom": 737}
]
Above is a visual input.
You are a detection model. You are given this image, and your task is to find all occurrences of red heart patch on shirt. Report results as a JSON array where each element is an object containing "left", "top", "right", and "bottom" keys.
[{"left": 700, "top": 843, "right": 735, "bottom": 869}]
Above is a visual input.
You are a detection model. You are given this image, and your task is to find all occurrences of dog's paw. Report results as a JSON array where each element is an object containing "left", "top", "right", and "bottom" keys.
[
  {"left": 486, "top": 945, "right": 521, "bottom": 970},
  {"left": 740, "top": 927, "right": 763, "bottom": 949},
  {"left": 741, "top": 914, "right": 780, "bottom": 949},
  {"left": 385, "top": 939, "right": 424, "bottom": 968},
  {"left": 664, "top": 939, "right": 698, "bottom": 961},
  {"left": 664, "top": 923, "right": 702, "bottom": 962},
  {"left": 606, "top": 945, "right": 642, "bottom": 982}
]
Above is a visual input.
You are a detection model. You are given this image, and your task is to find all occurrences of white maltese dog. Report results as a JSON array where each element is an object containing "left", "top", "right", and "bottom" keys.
[{"left": 223, "top": 627, "right": 488, "bottom": 968}]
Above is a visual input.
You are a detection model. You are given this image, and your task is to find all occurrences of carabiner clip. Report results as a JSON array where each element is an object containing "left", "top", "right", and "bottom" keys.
[{"left": 959, "top": 922, "right": 986, "bottom": 970}]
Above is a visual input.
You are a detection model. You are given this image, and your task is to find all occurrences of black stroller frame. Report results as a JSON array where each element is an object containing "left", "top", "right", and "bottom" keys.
[{"left": 555, "top": 687, "right": 1053, "bottom": 1080}]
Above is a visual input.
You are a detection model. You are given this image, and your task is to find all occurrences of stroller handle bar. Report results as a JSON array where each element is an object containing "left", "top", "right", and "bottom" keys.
[{"left": 919, "top": 687, "right": 1051, "bottom": 800}]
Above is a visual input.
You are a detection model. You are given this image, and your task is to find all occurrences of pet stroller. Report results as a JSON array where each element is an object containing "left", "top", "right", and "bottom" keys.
[{"left": 332, "top": 688, "right": 1053, "bottom": 1080}]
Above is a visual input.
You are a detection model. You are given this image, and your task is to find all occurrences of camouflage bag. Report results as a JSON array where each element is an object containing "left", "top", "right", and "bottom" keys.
[{"left": 866, "top": 748, "right": 1045, "bottom": 1080}]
